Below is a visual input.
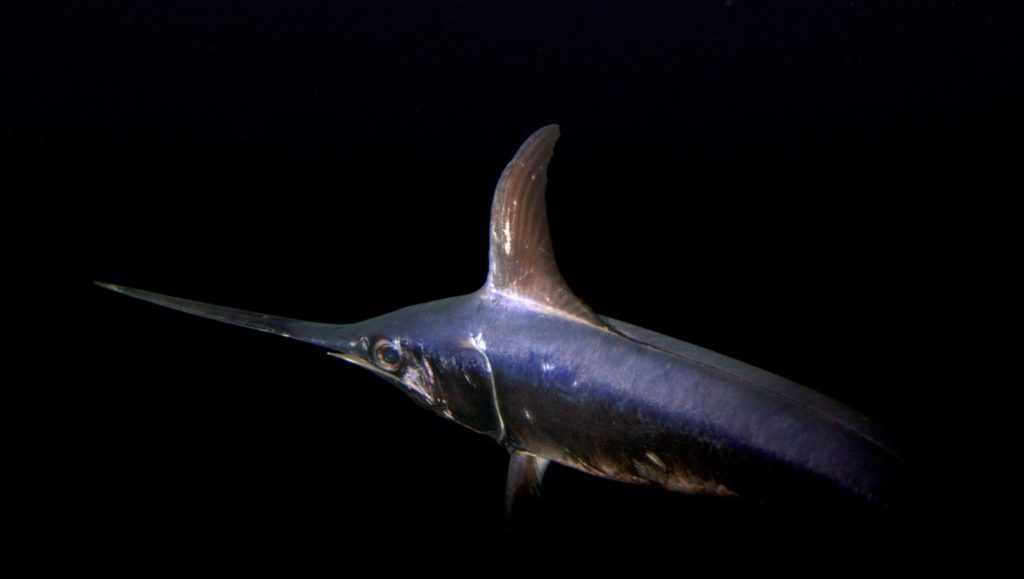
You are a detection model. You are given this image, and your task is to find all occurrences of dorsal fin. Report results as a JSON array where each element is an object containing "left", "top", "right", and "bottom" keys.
[{"left": 484, "top": 125, "right": 606, "bottom": 327}]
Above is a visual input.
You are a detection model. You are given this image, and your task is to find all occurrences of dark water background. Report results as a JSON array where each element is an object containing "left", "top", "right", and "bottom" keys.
[{"left": 8, "top": 1, "right": 1017, "bottom": 571}]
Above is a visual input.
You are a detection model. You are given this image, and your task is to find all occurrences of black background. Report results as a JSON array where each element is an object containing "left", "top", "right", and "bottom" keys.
[{"left": 8, "top": 1, "right": 1017, "bottom": 571}]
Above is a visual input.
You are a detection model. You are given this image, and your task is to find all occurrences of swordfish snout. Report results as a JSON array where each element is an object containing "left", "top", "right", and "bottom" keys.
[
  {"left": 98, "top": 125, "right": 903, "bottom": 514},
  {"left": 95, "top": 283, "right": 341, "bottom": 347},
  {"left": 94, "top": 282, "right": 362, "bottom": 356}
]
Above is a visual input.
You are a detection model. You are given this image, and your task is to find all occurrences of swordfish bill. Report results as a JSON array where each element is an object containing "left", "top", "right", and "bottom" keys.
[{"left": 98, "top": 125, "right": 902, "bottom": 513}]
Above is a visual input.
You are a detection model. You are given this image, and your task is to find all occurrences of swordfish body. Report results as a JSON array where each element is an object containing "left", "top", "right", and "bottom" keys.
[{"left": 98, "top": 125, "right": 900, "bottom": 510}]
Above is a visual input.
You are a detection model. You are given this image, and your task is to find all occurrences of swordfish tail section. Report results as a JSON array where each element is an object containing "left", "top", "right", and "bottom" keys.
[{"left": 483, "top": 307, "right": 902, "bottom": 508}]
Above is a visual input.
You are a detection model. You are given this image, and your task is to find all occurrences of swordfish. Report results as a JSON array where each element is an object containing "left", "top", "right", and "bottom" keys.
[{"left": 98, "top": 125, "right": 901, "bottom": 512}]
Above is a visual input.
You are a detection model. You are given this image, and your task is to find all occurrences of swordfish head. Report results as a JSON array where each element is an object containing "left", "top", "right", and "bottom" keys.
[
  {"left": 94, "top": 282, "right": 505, "bottom": 439},
  {"left": 96, "top": 125, "right": 574, "bottom": 446}
]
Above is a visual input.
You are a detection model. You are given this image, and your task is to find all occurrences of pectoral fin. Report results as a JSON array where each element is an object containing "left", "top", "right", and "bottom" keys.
[{"left": 505, "top": 451, "right": 550, "bottom": 520}]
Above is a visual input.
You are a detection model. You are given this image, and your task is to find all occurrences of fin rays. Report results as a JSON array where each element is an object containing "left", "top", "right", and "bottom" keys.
[{"left": 484, "top": 125, "right": 606, "bottom": 328}]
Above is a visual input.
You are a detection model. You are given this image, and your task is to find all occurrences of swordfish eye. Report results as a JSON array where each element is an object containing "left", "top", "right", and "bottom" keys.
[{"left": 373, "top": 339, "right": 402, "bottom": 371}]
